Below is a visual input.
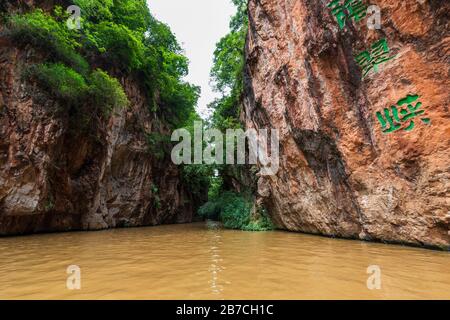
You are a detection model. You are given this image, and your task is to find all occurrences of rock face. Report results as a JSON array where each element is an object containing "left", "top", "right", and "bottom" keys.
[
  {"left": 0, "top": 8, "right": 196, "bottom": 235},
  {"left": 244, "top": 0, "right": 449, "bottom": 248}
]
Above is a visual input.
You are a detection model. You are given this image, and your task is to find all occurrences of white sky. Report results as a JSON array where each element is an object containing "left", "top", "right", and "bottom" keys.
[{"left": 147, "top": 0, "right": 236, "bottom": 118}]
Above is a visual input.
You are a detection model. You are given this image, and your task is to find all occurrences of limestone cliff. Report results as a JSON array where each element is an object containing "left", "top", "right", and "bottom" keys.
[
  {"left": 244, "top": 0, "right": 449, "bottom": 248},
  {"left": 0, "top": 1, "right": 197, "bottom": 235}
]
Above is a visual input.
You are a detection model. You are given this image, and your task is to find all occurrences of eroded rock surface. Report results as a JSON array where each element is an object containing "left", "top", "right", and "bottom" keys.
[
  {"left": 0, "top": 12, "right": 195, "bottom": 235},
  {"left": 244, "top": 0, "right": 449, "bottom": 248}
]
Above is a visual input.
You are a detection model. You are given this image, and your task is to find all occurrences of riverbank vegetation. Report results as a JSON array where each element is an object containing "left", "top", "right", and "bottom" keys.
[
  {"left": 197, "top": 0, "right": 274, "bottom": 231},
  {"left": 198, "top": 191, "right": 273, "bottom": 231}
]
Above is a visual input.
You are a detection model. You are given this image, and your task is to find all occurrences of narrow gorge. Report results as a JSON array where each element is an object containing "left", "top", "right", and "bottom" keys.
[
  {"left": 0, "top": 0, "right": 449, "bottom": 251},
  {"left": 0, "top": 0, "right": 449, "bottom": 302}
]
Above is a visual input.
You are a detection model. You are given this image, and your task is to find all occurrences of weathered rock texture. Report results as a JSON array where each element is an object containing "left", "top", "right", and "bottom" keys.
[
  {"left": 0, "top": 3, "right": 196, "bottom": 235},
  {"left": 244, "top": 0, "right": 449, "bottom": 248}
]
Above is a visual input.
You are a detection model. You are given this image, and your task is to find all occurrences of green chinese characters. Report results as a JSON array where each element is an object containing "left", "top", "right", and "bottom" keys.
[
  {"left": 355, "top": 38, "right": 396, "bottom": 78},
  {"left": 327, "top": 0, "right": 368, "bottom": 29},
  {"left": 376, "top": 94, "right": 431, "bottom": 134}
]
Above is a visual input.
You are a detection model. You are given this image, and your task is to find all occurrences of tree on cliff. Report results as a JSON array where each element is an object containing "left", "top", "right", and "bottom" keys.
[
  {"left": 209, "top": 0, "right": 248, "bottom": 131},
  {"left": 4, "top": 0, "right": 199, "bottom": 129}
]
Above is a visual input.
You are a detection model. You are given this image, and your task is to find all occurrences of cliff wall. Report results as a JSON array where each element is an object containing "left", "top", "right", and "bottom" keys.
[
  {"left": 0, "top": 1, "right": 196, "bottom": 235},
  {"left": 244, "top": 0, "right": 449, "bottom": 248}
]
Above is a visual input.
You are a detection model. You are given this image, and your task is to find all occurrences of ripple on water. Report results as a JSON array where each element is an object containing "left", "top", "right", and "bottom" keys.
[{"left": 0, "top": 222, "right": 449, "bottom": 299}]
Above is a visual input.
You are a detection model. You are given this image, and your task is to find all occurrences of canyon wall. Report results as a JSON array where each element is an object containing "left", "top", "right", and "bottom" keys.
[
  {"left": 244, "top": 0, "right": 449, "bottom": 248},
  {"left": 0, "top": 2, "right": 196, "bottom": 235}
]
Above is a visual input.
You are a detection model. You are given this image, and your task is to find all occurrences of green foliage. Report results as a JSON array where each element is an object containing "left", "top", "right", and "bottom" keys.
[
  {"left": 5, "top": 2, "right": 199, "bottom": 129},
  {"left": 210, "top": 30, "right": 246, "bottom": 93},
  {"left": 230, "top": 0, "right": 248, "bottom": 32},
  {"left": 110, "top": 0, "right": 151, "bottom": 32},
  {"left": 208, "top": 175, "right": 223, "bottom": 200},
  {"left": 3, "top": 0, "right": 206, "bottom": 219},
  {"left": 199, "top": 0, "right": 274, "bottom": 232},
  {"left": 181, "top": 164, "right": 214, "bottom": 200},
  {"left": 161, "top": 81, "right": 200, "bottom": 127},
  {"left": 146, "top": 17, "right": 182, "bottom": 54},
  {"left": 208, "top": 24, "right": 246, "bottom": 130},
  {"left": 74, "top": 0, "right": 150, "bottom": 32},
  {"left": 145, "top": 16, "right": 198, "bottom": 127},
  {"left": 87, "top": 21, "right": 145, "bottom": 71},
  {"left": 25, "top": 63, "right": 88, "bottom": 103},
  {"left": 88, "top": 69, "right": 129, "bottom": 115},
  {"left": 25, "top": 63, "right": 128, "bottom": 117},
  {"left": 198, "top": 192, "right": 273, "bottom": 231},
  {"left": 6, "top": 8, "right": 128, "bottom": 117},
  {"left": 177, "top": 117, "right": 212, "bottom": 205},
  {"left": 208, "top": 93, "right": 242, "bottom": 132},
  {"left": 75, "top": 0, "right": 198, "bottom": 127},
  {"left": 6, "top": 9, "right": 88, "bottom": 74},
  {"left": 198, "top": 201, "right": 220, "bottom": 220},
  {"left": 73, "top": 0, "right": 114, "bottom": 23},
  {"left": 151, "top": 183, "right": 161, "bottom": 209},
  {"left": 146, "top": 132, "right": 171, "bottom": 160},
  {"left": 209, "top": 1, "right": 247, "bottom": 132},
  {"left": 219, "top": 192, "right": 253, "bottom": 230}
]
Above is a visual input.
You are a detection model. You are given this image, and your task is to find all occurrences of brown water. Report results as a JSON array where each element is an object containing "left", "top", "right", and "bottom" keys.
[{"left": 0, "top": 222, "right": 449, "bottom": 300}]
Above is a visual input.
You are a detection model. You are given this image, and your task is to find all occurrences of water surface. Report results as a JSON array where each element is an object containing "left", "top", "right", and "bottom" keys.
[{"left": 0, "top": 222, "right": 449, "bottom": 299}]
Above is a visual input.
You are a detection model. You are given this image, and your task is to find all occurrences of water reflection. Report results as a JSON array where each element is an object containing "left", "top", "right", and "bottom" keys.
[
  {"left": 206, "top": 221, "right": 224, "bottom": 296},
  {"left": 0, "top": 222, "right": 449, "bottom": 299}
]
